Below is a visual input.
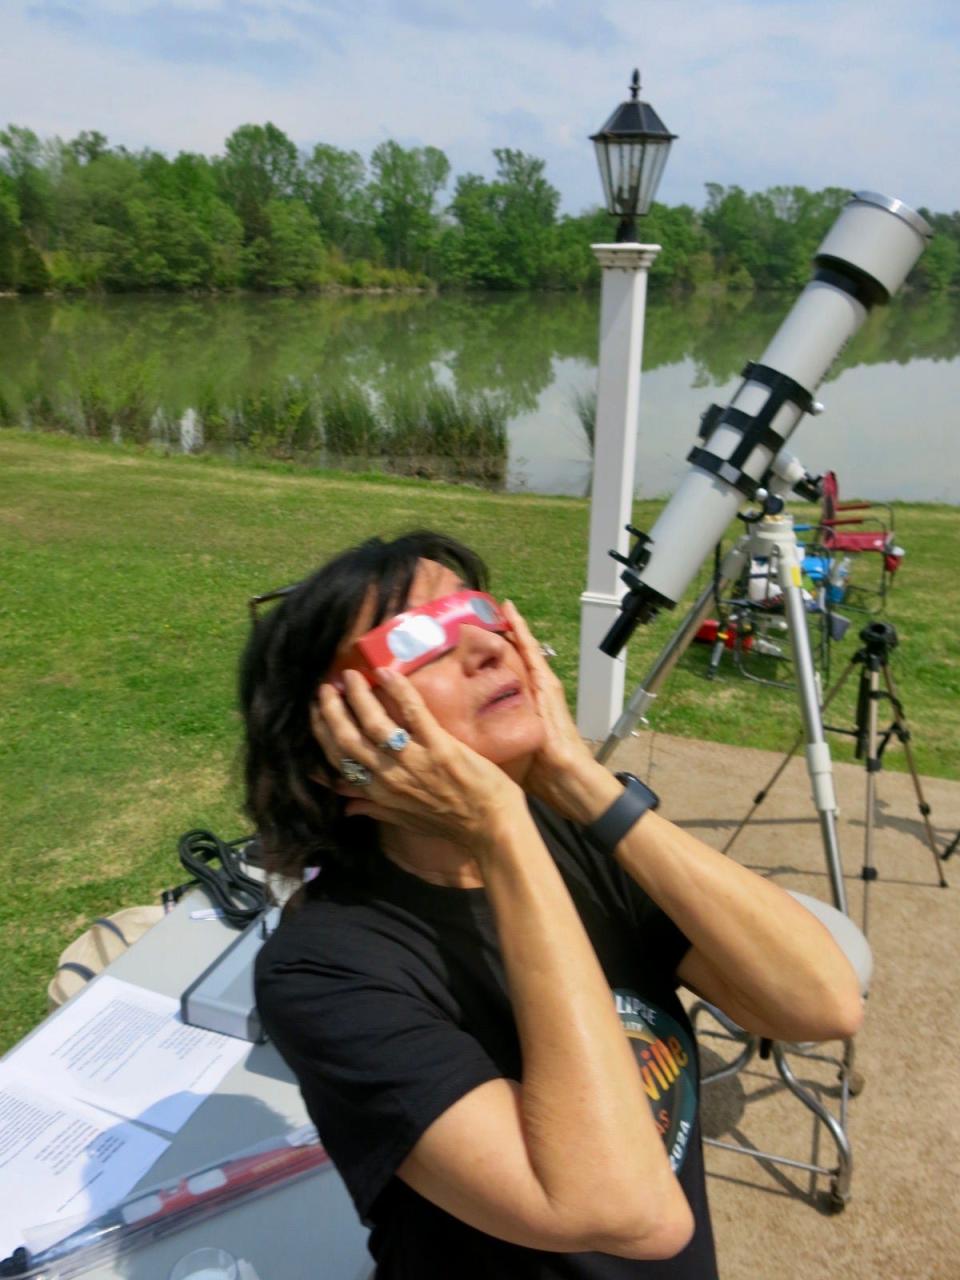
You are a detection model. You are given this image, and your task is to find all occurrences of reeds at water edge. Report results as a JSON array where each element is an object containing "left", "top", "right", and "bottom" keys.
[{"left": 6, "top": 370, "right": 509, "bottom": 486}]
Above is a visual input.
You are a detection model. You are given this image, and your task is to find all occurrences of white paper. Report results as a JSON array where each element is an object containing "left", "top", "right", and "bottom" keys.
[
  {"left": 0, "top": 1072, "right": 169, "bottom": 1261},
  {"left": 3, "top": 975, "right": 249, "bottom": 1133}
]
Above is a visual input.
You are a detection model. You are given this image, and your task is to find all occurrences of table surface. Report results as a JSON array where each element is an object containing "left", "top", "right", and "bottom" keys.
[{"left": 4, "top": 897, "right": 372, "bottom": 1280}]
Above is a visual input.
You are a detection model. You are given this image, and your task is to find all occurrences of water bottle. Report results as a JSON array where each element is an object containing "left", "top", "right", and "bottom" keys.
[{"left": 826, "top": 556, "right": 851, "bottom": 604}]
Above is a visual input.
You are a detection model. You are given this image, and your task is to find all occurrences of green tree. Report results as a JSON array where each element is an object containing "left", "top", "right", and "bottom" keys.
[
  {"left": 700, "top": 183, "right": 850, "bottom": 290},
  {"left": 368, "top": 141, "right": 449, "bottom": 271},
  {"left": 0, "top": 124, "right": 53, "bottom": 246},
  {"left": 636, "top": 202, "right": 714, "bottom": 289},
  {"left": 218, "top": 123, "right": 301, "bottom": 245},
  {"left": 914, "top": 211, "right": 960, "bottom": 292},
  {"left": 911, "top": 233, "right": 960, "bottom": 292},
  {"left": 0, "top": 173, "right": 20, "bottom": 287},
  {"left": 487, "top": 148, "right": 559, "bottom": 287},
  {"left": 67, "top": 130, "right": 110, "bottom": 166},
  {"left": 261, "top": 198, "right": 325, "bottom": 288},
  {"left": 207, "top": 203, "right": 245, "bottom": 288},
  {"left": 701, "top": 184, "right": 764, "bottom": 287},
  {"left": 441, "top": 172, "right": 506, "bottom": 286},
  {"left": 1, "top": 123, "right": 955, "bottom": 297},
  {"left": 139, "top": 150, "right": 244, "bottom": 289},
  {"left": 15, "top": 237, "right": 51, "bottom": 291},
  {"left": 444, "top": 150, "right": 561, "bottom": 289},
  {"left": 302, "top": 142, "right": 370, "bottom": 255},
  {"left": 53, "top": 150, "right": 151, "bottom": 289}
]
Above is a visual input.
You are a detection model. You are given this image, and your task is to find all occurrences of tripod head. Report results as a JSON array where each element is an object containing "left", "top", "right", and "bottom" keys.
[
  {"left": 851, "top": 621, "right": 901, "bottom": 760},
  {"left": 858, "top": 620, "right": 898, "bottom": 662}
]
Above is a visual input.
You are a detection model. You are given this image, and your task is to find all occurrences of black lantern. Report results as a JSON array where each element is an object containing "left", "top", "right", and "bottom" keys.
[{"left": 590, "top": 69, "right": 676, "bottom": 242}]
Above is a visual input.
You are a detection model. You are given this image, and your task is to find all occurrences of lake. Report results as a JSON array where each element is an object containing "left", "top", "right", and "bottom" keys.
[{"left": 2, "top": 290, "right": 958, "bottom": 502}]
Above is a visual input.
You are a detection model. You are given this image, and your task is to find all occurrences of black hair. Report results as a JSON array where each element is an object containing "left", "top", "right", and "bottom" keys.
[{"left": 238, "top": 530, "right": 488, "bottom": 882}]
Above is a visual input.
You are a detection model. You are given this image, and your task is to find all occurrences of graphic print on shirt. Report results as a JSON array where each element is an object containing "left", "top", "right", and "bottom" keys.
[{"left": 613, "top": 989, "right": 698, "bottom": 1173}]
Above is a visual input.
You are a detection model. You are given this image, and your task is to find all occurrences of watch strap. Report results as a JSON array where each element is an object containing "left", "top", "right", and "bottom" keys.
[{"left": 583, "top": 771, "right": 660, "bottom": 852}]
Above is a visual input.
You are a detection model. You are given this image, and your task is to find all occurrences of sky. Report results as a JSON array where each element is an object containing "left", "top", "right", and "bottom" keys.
[{"left": 2, "top": 0, "right": 958, "bottom": 216}]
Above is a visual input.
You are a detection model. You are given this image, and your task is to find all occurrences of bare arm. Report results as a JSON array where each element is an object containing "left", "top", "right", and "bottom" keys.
[
  {"left": 612, "top": 809, "right": 862, "bottom": 1042},
  {"left": 397, "top": 796, "right": 692, "bottom": 1258},
  {"left": 313, "top": 670, "right": 693, "bottom": 1259},
  {"left": 504, "top": 602, "right": 864, "bottom": 1045}
]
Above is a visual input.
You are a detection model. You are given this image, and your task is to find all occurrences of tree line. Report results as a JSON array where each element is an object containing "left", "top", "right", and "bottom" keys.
[{"left": 2, "top": 122, "right": 957, "bottom": 295}]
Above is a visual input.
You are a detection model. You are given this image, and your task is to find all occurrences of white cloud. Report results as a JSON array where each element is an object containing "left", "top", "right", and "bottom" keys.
[{"left": 2, "top": 0, "right": 957, "bottom": 212}]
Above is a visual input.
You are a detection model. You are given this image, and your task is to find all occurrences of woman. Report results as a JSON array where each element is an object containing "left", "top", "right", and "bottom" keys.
[{"left": 248, "top": 530, "right": 863, "bottom": 1278}]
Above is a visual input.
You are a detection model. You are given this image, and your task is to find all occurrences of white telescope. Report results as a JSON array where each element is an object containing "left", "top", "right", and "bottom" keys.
[{"left": 600, "top": 191, "right": 932, "bottom": 657}]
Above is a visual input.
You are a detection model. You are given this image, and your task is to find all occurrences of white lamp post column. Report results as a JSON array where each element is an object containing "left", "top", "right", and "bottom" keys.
[{"left": 576, "top": 241, "right": 660, "bottom": 740}]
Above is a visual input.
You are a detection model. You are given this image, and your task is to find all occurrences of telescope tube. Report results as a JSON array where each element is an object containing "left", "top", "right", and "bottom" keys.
[{"left": 600, "top": 191, "right": 932, "bottom": 655}]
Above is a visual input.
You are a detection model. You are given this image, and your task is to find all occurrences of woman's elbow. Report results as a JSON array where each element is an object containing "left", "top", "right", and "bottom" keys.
[
  {"left": 813, "top": 954, "right": 867, "bottom": 1040},
  {"left": 586, "top": 1190, "right": 695, "bottom": 1260},
  {"left": 821, "top": 990, "right": 865, "bottom": 1041},
  {"left": 791, "top": 985, "right": 865, "bottom": 1043}
]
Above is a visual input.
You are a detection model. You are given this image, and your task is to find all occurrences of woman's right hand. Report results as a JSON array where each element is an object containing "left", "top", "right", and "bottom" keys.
[{"left": 310, "top": 667, "right": 526, "bottom": 853}]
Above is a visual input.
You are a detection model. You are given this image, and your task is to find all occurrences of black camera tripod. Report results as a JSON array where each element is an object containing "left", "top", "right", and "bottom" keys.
[{"left": 723, "top": 620, "right": 948, "bottom": 935}]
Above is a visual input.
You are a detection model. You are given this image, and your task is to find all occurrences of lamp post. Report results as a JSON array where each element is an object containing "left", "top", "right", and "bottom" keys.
[{"left": 576, "top": 69, "right": 676, "bottom": 740}]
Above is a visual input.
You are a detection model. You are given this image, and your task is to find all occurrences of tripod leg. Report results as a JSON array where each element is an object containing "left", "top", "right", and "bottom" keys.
[
  {"left": 881, "top": 664, "right": 949, "bottom": 888},
  {"left": 775, "top": 539, "right": 848, "bottom": 915},
  {"left": 722, "top": 657, "right": 859, "bottom": 856},
  {"left": 860, "top": 664, "right": 881, "bottom": 937},
  {"left": 721, "top": 740, "right": 801, "bottom": 854}
]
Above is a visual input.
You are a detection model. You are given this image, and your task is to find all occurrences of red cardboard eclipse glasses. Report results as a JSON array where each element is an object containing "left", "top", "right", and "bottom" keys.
[{"left": 333, "top": 590, "right": 511, "bottom": 686}]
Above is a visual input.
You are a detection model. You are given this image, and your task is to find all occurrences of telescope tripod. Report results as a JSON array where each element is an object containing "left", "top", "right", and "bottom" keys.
[
  {"left": 597, "top": 507, "right": 849, "bottom": 915},
  {"left": 724, "top": 620, "right": 948, "bottom": 935}
]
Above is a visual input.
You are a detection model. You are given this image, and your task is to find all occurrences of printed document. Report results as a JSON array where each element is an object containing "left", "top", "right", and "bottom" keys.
[
  {"left": 0, "top": 1072, "right": 169, "bottom": 1261},
  {"left": 3, "top": 975, "right": 249, "bottom": 1133}
]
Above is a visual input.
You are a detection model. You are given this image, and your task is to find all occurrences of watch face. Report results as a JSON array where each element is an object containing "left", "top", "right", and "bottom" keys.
[{"left": 615, "top": 772, "right": 660, "bottom": 810}]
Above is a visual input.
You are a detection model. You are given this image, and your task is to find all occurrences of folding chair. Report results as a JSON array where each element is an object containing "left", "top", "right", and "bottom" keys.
[
  {"left": 816, "top": 471, "right": 904, "bottom": 611},
  {"left": 689, "top": 890, "right": 873, "bottom": 1213}
]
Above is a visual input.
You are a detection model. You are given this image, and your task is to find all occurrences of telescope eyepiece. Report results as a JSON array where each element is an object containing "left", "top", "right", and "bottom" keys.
[{"left": 599, "top": 589, "right": 664, "bottom": 655}]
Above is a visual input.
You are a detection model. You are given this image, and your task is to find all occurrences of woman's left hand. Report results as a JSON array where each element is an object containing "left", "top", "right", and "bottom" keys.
[{"left": 503, "top": 600, "right": 617, "bottom": 822}]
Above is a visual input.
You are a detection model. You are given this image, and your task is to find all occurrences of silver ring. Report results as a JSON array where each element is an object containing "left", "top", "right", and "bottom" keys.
[
  {"left": 380, "top": 728, "right": 411, "bottom": 752},
  {"left": 340, "top": 758, "right": 372, "bottom": 785},
  {"left": 539, "top": 643, "right": 557, "bottom": 659}
]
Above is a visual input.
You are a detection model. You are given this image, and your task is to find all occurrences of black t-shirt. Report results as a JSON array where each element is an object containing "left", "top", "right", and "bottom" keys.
[{"left": 255, "top": 800, "right": 718, "bottom": 1279}]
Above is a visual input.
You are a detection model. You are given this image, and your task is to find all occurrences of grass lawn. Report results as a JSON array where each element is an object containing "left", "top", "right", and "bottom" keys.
[{"left": 3, "top": 430, "right": 958, "bottom": 1052}]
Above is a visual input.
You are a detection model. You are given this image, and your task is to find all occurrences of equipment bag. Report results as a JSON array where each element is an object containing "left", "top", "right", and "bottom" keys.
[{"left": 47, "top": 905, "right": 164, "bottom": 1008}]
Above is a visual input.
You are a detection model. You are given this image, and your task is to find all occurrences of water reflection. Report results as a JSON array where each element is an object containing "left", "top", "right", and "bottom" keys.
[{"left": 1, "top": 291, "right": 958, "bottom": 501}]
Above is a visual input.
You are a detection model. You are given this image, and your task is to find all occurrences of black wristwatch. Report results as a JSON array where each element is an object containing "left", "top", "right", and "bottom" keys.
[{"left": 582, "top": 772, "right": 660, "bottom": 853}]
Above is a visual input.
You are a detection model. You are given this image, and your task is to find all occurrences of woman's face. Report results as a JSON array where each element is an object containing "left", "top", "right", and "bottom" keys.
[{"left": 340, "top": 559, "right": 546, "bottom": 780}]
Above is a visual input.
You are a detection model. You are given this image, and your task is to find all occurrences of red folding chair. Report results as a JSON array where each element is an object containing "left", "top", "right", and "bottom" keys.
[{"left": 817, "top": 471, "right": 903, "bottom": 610}]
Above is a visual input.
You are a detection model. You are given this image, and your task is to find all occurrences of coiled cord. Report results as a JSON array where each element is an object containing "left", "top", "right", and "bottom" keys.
[{"left": 174, "top": 829, "right": 269, "bottom": 928}]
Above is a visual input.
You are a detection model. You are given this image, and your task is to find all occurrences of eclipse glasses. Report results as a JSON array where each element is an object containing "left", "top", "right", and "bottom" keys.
[{"left": 333, "top": 590, "right": 510, "bottom": 686}]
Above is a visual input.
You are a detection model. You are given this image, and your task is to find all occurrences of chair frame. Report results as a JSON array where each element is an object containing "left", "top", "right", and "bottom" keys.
[
  {"left": 689, "top": 1000, "right": 862, "bottom": 1213},
  {"left": 814, "top": 471, "right": 901, "bottom": 612}
]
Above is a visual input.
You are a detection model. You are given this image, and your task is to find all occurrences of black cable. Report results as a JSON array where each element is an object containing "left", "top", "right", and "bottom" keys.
[
  {"left": 712, "top": 542, "right": 724, "bottom": 617},
  {"left": 175, "top": 830, "right": 269, "bottom": 928}
]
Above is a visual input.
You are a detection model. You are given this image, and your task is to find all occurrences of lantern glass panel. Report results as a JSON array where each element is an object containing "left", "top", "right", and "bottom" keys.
[
  {"left": 619, "top": 142, "right": 645, "bottom": 212},
  {"left": 592, "top": 138, "right": 616, "bottom": 213},
  {"left": 593, "top": 135, "right": 673, "bottom": 220},
  {"left": 636, "top": 140, "right": 671, "bottom": 215}
]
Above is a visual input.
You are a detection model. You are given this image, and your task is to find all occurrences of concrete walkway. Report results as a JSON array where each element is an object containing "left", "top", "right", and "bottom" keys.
[{"left": 602, "top": 729, "right": 960, "bottom": 1280}]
